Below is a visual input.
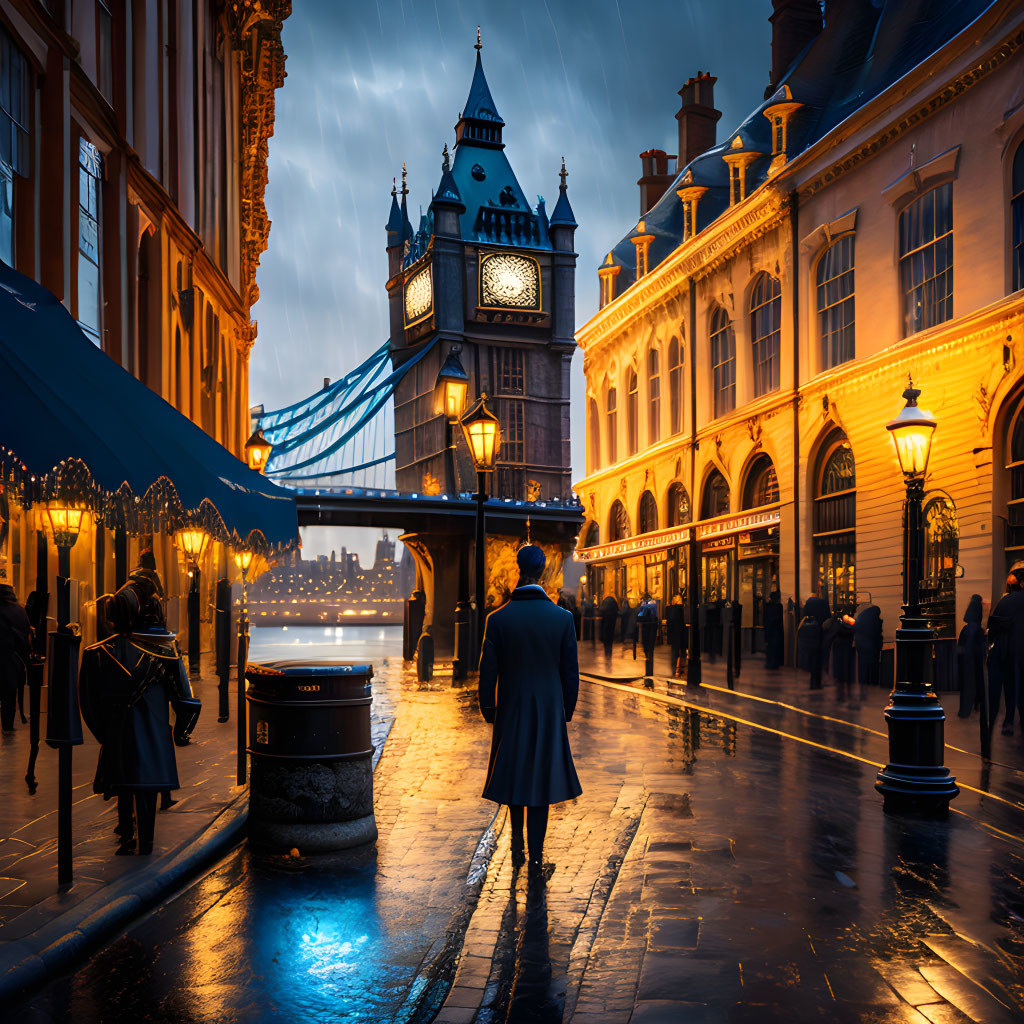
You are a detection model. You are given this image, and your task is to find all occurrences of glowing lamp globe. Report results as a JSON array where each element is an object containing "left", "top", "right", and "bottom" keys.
[
  {"left": 886, "top": 380, "right": 937, "bottom": 479},
  {"left": 461, "top": 394, "right": 501, "bottom": 471},
  {"left": 44, "top": 504, "right": 85, "bottom": 549},
  {"left": 175, "top": 528, "right": 210, "bottom": 564},
  {"left": 234, "top": 549, "right": 254, "bottom": 573},
  {"left": 436, "top": 347, "right": 469, "bottom": 422},
  {"left": 244, "top": 429, "right": 273, "bottom": 474}
]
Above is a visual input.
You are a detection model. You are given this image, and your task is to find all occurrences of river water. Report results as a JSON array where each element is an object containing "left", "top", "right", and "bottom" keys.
[{"left": 248, "top": 623, "right": 405, "bottom": 666}]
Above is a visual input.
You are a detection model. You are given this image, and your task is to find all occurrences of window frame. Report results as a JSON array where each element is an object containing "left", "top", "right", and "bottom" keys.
[
  {"left": 638, "top": 490, "right": 658, "bottom": 534},
  {"left": 898, "top": 182, "right": 953, "bottom": 337},
  {"left": 668, "top": 336, "right": 683, "bottom": 435},
  {"left": 667, "top": 482, "right": 691, "bottom": 527},
  {"left": 700, "top": 469, "right": 730, "bottom": 521},
  {"left": 647, "top": 347, "right": 661, "bottom": 445},
  {"left": 1011, "top": 137, "right": 1024, "bottom": 294},
  {"left": 606, "top": 385, "right": 618, "bottom": 465},
  {"left": 626, "top": 366, "right": 639, "bottom": 455},
  {"left": 815, "top": 233, "right": 855, "bottom": 372},
  {"left": 77, "top": 137, "right": 104, "bottom": 347},
  {"left": 710, "top": 307, "right": 736, "bottom": 419},
  {"left": 749, "top": 272, "right": 781, "bottom": 397}
]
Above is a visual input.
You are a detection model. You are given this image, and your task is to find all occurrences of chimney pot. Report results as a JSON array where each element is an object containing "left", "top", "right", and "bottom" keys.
[{"left": 676, "top": 72, "right": 722, "bottom": 171}]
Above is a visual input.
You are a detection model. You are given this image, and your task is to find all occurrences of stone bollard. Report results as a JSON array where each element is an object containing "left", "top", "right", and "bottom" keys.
[
  {"left": 416, "top": 627, "right": 435, "bottom": 683},
  {"left": 246, "top": 660, "right": 377, "bottom": 853}
]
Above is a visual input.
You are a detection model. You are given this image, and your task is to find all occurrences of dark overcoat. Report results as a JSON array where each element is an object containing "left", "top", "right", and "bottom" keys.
[
  {"left": 763, "top": 599, "right": 784, "bottom": 670},
  {"left": 478, "top": 586, "right": 582, "bottom": 807},
  {"left": 957, "top": 595, "right": 985, "bottom": 718},
  {"left": 80, "top": 632, "right": 185, "bottom": 796},
  {"left": 598, "top": 596, "right": 619, "bottom": 646},
  {"left": 854, "top": 606, "right": 883, "bottom": 688},
  {"left": 0, "top": 586, "right": 31, "bottom": 698},
  {"left": 796, "top": 596, "right": 830, "bottom": 672}
]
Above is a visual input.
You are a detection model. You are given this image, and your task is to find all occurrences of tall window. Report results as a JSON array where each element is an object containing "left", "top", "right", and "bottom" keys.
[
  {"left": 609, "top": 500, "right": 630, "bottom": 542},
  {"left": 648, "top": 349, "right": 661, "bottom": 445},
  {"left": 701, "top": 469, "right": 730, "bottom": 520},
  {"left": 78, "top": 139, "right": 104, "bottom": 346},
  {"left": 0, "top": 26, "right": 29, "bottom": 267},
  {"left": 627, "top": 368, "right": 639, "bottom": 455},
  {"left": 817, "top": 235, "right": 855, "bottom": 369},
  {"left": 97, "top": 2, "right": 113, "bottom": 103},
  {"left": 638, "top": 491, "right": 658, "bottom": 534},
  {"left": 497, "top": 348, "right": 525, "bottom": 394},
  {"left": 899, "top": 183, "right": 953, "bottom": 336},
  {"left": 1012, "top": 141, "right": 1024, "bottom": 293},
  {"left": 606, "top": 386, "right": 618, "bottom": 465},
  {"left": 813, "top": 433, "right": 856, "bottom": 612},
  {"left": 1007, "top": 397, "right": 1024, "bottom": 565},
  {"left": 668, "top": 337, "right": 683, "bottom": 434},
  {"left": 743, "top": 454, "right": 779, "bottom": 509},
  {"left": 588, "top": 397, "right": 600, "bottom": 472},
  {"left": 710, "top": 308, "right": 735, "bottom": 418},
  {"left": 750, "top": 273, "right": 781, "bottom": 397},
  {"left": 499, "top": 398, "right": 525, "bottom": 464},
  {"left": 667, "top": 482, "right": 691, "bottom": 526}
]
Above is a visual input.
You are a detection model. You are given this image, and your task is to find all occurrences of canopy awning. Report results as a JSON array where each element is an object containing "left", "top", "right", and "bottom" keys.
[{"left": 0, "top": 261, "right": 297, "bottom": 551}]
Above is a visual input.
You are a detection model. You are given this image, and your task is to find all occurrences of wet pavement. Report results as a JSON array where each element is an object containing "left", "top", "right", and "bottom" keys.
[{"left": 9, "top": 627, "right": 1024, "bottom": 1022}]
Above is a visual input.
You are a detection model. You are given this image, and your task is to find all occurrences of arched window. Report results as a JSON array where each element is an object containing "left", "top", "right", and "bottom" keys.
[
  {"left": 1007, "top": 398, "right": 1024, "bottom": 562},
  {"left": 648, "top": 348, "right": 661, "bottom": 445},
  {"left": 813, "top": 432, "right": 856, "bottom": 611},
  {"left": 667, "top": 482, "right": 691, "bottom": 527},
  {"left": 583, "top": 521, "right": 600, "bottom": 548},
  {"left": 627, "top": 367, "right": 639, "bottom": 455},
  {"left": 742, "top": 454, "right": 779, "bottom": 509},
  {"left": 817, "top": 235, "right": 855, "bottom": 369},
  {"left": 638, "top": 490, "right": 658, "bottom": 534},
  {"left": 710, "top": 308, "right": 735, "bottom": 417},
  {"left": 899, "top": 183, "right": 953, "bottom": 336},
  {"left": 668, "top": 336, "right": 683, "bottom": 434},
  {"left": 1012, "top": 140, "right": 1024, "bottom": 293},
  {"left": 606, "top": 386, "right": 618, "bottom": 465},
  {"left": 750, "top": 272, "right": 781, "bottom": 397},
  {"left": 609, "top": 500, "right": 631, "bottom": 541},
  {"left": 588, "top": 397, "right": 601, "bottom": 473},
  {"left": 701, "top": 469, "right": 730, "bottom": 520}
]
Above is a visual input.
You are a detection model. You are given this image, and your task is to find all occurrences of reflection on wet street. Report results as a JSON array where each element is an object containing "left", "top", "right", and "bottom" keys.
[{"left": 11, "top": 627, "right": 1024, "bottom": 1022}]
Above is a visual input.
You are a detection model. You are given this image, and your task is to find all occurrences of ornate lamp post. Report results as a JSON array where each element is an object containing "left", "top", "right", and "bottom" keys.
[
  {"left": 875, "top": 378, "right": 959, "bottom": 813},
  {"left": 461, "top": 395, "right": 501, "bottom": 657},
  {"left": 244, "top": 429, "right": 274, "bottom": 474},
  {"left": 176, "top": 527, "right": 210, "bottom": 678},
  {"left": 233, "top": 548, "right": 253, "bottom": 785},
  {"left": 41, "top": 502, "right": 85, "bottom": 887}
]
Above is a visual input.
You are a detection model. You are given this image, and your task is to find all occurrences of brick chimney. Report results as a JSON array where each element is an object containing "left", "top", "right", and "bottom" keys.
[
  {"left": 638, "top": 149, "right": 677, "bottom": 217},
  {"left": 676, "top": 72, "right": 721, "bottom": 171},
  {"left": 768, "top": 0, "right": 822, "bottom": 92}
]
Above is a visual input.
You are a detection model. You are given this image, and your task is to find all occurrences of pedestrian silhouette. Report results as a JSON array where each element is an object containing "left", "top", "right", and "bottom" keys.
[
  {"left": 987, "top": 574, "right": 1024, "bottom": 736},
  {"left": 957, "top": 594, "right": 985, "bottom": 718},
  {"left": 763, "top": 590, "right": 784, "bottom": 671},
  {"left": 478, "top": 545, "right": 581, "bottom": 877},
  {"left": 598, "top": 593, "right": 619, "bottom": 658},
  {"left": 0, "top": 567, "right": 32, "bottom": 733},
  {"left": 666, "top": 593, "right": 686, "bottom": 677},
  {"left": 797, "top": 589, "right": 830, "bottom": 690}
]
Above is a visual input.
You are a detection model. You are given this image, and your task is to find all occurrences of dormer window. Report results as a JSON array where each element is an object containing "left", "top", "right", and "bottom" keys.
[
  {"left": 632, "top": 220, "right": 655, "bottom": 278},
  {"left": 599, "top": 252, "right": 620, "bottom": 307},
  {"left": 676, "top": 179, "right": 708, "bottom": 243},
  {"left": 722, "top": 136, "right": 762, "bottom": 206},
  {"left": 762, "top": 87, "right": 803, "bottom": 176}
]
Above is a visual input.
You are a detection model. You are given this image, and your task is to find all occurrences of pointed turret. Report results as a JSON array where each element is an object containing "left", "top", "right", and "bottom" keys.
[
  {"left": 550, "top": 157, "right": 577, "bottom": 230},
  {"left": 386, "top": 178, "right": 403, "bottom": 242},
  {"left": 454, "top": 28, "right": 505, "bottom": 149},
  {"left": 399, "top": 164, "right": 414, "bottom": 245},
  {"left": 432, "top": 142, "right": 465, "bottom": 237}
]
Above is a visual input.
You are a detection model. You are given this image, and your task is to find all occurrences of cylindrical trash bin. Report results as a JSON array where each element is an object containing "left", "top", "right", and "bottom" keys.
[{"left": 246, "top": 660, "right": 377, "bottom": 853}]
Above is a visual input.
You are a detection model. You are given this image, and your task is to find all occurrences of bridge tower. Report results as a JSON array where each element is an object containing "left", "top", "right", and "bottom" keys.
[{"left": 385, "top": 35, "right": 579, "bottom": 653}]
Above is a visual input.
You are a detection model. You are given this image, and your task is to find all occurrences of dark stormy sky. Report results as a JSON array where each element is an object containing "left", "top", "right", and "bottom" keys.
[{"left": 250, "top": 0, "right": 771, "bottom": 560}]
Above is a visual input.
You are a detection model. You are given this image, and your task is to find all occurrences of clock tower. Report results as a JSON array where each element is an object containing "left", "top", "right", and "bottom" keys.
[{"left": 386, "top": 35, "right": 578, "bottom": 503}]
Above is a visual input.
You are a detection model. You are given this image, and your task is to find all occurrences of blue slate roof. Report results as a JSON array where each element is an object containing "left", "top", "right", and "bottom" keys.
[
  {"left": 461, "top": 51, "right": 504, "bottom": 126},
  {"left": 599, "top": 0, "right": 995, "bottom": 287}
]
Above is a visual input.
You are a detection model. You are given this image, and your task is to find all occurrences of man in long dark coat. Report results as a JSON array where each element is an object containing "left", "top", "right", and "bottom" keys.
[
  {"left": 797, "top": 589, "right": 830, "bottom": 690},
  {"left": 987, "top": 575, "right": 1024, "bottom": 736},
  {"left": 598, "top": 594, "right": 619, "bottom": 658},
  {"left": 854, "top": 605, "right": 883, "bottom": 691},
  {"left": 665, "top": 594, "right": 686, "bottom": 677},
  {"left": 0, "top": 570, "right": 31, "bottom": 733},
  {"left": 634, "top": 594, "right": 659, "bottom": 682},
  {"left": 957, "top": 594, "right": 985, "bottom": 719},
  {"left": 479, "top": 545, "right": 582, "bottom": 877},
  {"left": 763, "top": 591, "right": 784, "bottom": 671}
]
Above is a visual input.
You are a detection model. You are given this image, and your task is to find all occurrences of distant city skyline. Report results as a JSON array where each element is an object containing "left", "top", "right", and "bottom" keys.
[{"left": 251, "top": 0, "right": 771, "bottom": 561}]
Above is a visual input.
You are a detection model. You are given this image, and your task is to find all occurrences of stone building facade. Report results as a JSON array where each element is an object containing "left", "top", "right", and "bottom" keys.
[{"left": 575, "top": 0, "right": 1024, "bottom": 667}]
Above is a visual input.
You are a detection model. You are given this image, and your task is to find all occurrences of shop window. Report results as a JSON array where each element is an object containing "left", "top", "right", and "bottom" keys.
[
  {"left": 813, "top": 432, "right": 856, "bottom": 612},
  {"left": 587, "top": 397, "right": 600, "bottom": 472},
  {"left": 742, "top": 454, "right": 779, "bottom": 509},
  {"left": 749, "top": 272, "right": 781, "bottom": 396},
  {"left": 710, "top": 307, "right": 735, "bottom": 418},
  {"left": 609, "top": 500, "right": 631, "bottom": 541},
  {"left": 648, "top": 348, "right": 661, "bottom": 445},
  {"left": 627, "top": 367, "right": 639, "bottom": 455},
  {"left": 1012, "top": 140, "right": 1024, "bottom": 293},
  {"left": 606, "top": 386, "right": 618, "bottom": 464},
  {"left": 638, "top": 490, "right": 658, "bottom": 534},
  {"left": 0, "top": 26, "right": 30, "bottom": 266},
  {"left": 78, "top": 139, "right": 104, "bottom": 346},
  {"left": 701, "top": 469, "right": 730, "bottom": 520},
  {"left": 668, "top": 482, "right": 691, "bottom": 526},
  {"left": 817, "top": 234, "right": 855, "bottom": 370},
  {"left": 899, "top": 183, "right": 953, "bottom": 336},
  {"left": 668, "top": 336, "right": 683, "bottom": 435}
]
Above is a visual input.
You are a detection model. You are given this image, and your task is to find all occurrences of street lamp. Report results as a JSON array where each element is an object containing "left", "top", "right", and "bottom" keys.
[
  {"left": 244, "top": 429, "right": 274, "bottom": 474},
  {"left": 461, "top": 394, "right": 501, "bottom": 657},
  {"left": 43, "top": 503, "right": 84, "bottom": 628},
  {"left": 875, "top": 378, "right": 958, "bottom": 813},
  {"left": 176, "top": 527, "right": 210, "bottom": 678},
  {"left": 437, "top": 346, "right": 470, "bottom": 423},
  {"left": 233, "top": 548, "right": 253, "bottom": 785}
]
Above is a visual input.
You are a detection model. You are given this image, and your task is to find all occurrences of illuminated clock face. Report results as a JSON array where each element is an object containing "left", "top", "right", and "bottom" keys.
[
  {"left": 404, "top": 267, "right": 432, "bottom": 323},
  {"left": 480, "top": 253, "right": 539, "bottom": 309}
]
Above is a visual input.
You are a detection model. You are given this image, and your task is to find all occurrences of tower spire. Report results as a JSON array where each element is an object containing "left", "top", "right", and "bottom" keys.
[
  {"left": 559, "top": 156, "right": 568, "bottom": 191},
  {"left": 475, "top": 25, "right": 481, "bottom": 51}
]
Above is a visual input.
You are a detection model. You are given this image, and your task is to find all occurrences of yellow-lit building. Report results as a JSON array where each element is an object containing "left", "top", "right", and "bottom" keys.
[
  {"left": 0, "top": 0, "right": 290, "bottom": 641},
  {"left": 574, "top": 0, "right": 1024, "bottom": 669}
]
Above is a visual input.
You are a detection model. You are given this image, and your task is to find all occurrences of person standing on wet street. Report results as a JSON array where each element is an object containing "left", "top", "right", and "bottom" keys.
[
  {"left": 797, "top": 588, "right": 830, "bottom": 690},
  {"left": 634, "top": 593, "right": 658, "bottom": 684},
  {"left": 666, "top": 593, "right": 686, "bottom": 676},
  {"left": 763, "top": 590, "right": 784, "bottom": 671},
  {"left": 0, "top": 565, "right": 32, "bottom": 734},
  {"left": 598, "top": 592, "right": 619, "bottom": 658},
  {"left": 987, "top": 574, "right": 1024, "bottom": 736},
  {"left": 478, "top": 544, "right": 582, "bottom": 878},
  {"left": 854, "top": 603, "right": 883, "bottom": 692}
]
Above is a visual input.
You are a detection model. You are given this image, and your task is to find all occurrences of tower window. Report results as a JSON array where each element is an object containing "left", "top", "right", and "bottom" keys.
[
  {"left": 499, "top": 398, "right": 525, "bottom": 463},
  {"left": 497, "top": 348, "right": 524, "bottom": 394}
]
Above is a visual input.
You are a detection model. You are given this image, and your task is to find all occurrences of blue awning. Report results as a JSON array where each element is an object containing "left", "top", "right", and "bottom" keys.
[{"left": 0, "top": 260, "right": 297, "bottom": 551}]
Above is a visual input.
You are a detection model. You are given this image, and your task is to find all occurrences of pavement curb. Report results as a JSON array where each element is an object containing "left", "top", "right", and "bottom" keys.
[{"left": 0, "top": 790, "right": 249, "bottom": 1003}]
